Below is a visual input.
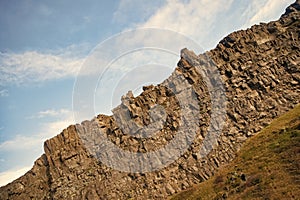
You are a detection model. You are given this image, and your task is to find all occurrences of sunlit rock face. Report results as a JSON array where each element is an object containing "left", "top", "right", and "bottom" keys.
[{"left": 0, "top": 1, "right": 299, "bottom": 199}]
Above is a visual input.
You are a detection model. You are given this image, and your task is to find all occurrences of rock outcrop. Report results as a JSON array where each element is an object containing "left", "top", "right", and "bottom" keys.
[{"left": 1, "top": 1, "right": 299, "bottom": 199}]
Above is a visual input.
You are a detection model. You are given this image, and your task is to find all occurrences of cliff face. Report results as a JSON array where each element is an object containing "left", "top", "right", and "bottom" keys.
[{"left": 1, "top": 1, "right": 300, "bottom": 199}]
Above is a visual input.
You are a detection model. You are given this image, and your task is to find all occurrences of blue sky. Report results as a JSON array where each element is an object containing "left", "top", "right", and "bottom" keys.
[{"left": 0, "top": 0, "right": 294, "bottom": 186}]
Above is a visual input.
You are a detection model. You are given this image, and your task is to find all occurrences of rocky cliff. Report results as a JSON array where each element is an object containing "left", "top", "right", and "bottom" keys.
[{"left": 1, "top": 1, "right": 300, "bottom": 199}]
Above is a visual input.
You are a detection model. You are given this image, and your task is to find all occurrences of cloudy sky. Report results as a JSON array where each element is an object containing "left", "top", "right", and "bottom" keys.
[{"left": 0, "top": 0, "right": 294, "bottom": 186}]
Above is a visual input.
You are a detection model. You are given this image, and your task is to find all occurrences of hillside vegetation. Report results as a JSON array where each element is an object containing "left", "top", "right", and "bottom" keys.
[{"left": 171, "top": 105, "right": 300, "bottom": 200}]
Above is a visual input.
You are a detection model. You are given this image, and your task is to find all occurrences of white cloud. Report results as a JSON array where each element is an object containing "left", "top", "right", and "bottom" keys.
[
  {"left": 113, "top": 0, "right": 165, "bottom": 25},
  {"left": 0, "top": 109, "right": 74, "bottom": 152},
  {"left": 0, "top": 135, "right": 44, "bottom": 151},
  {"left": 139, "top": 0, "right": 235, "bottom": 50},
  {"left": 0, "top": 51, "right": 82, "bottom": 84},
  {"left": 0, "top": 89, "right": 8, "bottom": 97},
  {"left": 0, "top": 44, "right": 90, "bottom": 86},
  {"left": 0, "top": 166, "right": 31, "bottom": 187},
  {"left": 1, "top": 0, "right": 292, "bottom": 88},
  {"left": 245, "top": 0, "right": 294, "bottom": 27},
  {"left": 113, "top": 0, "right": 293, "bottom": 51},
  {"left": 28, "top": 109, "right": 70, "bottom": 119},
  {"left": 45, "top": 113, "right": 74, "bottom": 136},
  {"left": 0, "top": 108, "right": 74, "bottom": 185}
]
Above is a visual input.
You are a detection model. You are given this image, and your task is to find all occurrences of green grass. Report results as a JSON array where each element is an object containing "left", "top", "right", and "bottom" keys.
[{"left": 171, "top": 105, "right": 300, "bottom": 200}]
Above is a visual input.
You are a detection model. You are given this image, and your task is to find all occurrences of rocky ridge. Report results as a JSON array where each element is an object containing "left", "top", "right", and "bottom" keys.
[{"left": 0, "top": 1, "right": 299, "bottom": 199}]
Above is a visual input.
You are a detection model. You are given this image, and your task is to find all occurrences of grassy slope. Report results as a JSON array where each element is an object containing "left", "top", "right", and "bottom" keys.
[{"left": 171, "top": 105, "right": 300, "bottom": 200}]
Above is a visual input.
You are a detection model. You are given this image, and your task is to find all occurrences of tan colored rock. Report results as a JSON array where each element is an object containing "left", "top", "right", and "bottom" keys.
[{"left": 1, "top": 1, "right": 300, "bottom": 199}]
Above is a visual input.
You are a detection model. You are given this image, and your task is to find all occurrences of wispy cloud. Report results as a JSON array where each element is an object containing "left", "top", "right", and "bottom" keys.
[
  {"left": 0, "top": 108, "right": 74, "bottom": 185},
  {"left": 27, "top": 109, "right": 71, "bottom": 119},
  {"left": 139, "top": 0, "right": 235, "bottom": 50},
  {"left": 0, "top": 110, "right": 74, "bottom": 151},
  {"left": 0, "top": 166, "right": 32, "bottom": 187},
  {"left": 0, "top": 44, "right": 90, "bottom": 86},
  {"left": 0, "top": 89, "right": 8, "bottom": 97},
  {"left": 115, "top": 0, "right": 293, "bottom": 51},
  {"left": 245, "top": 0, "right": 294, "bottom": 27},
  {"left": 0, "top": 118, "right": 74, "bottom": 152},
  {"left": 1, "top": 1, "right": 293, "bottom": 88},
  {"left": 113, "top": 0, "right": 165, "bottom": 25},
  {"left": 0, "top": 134, "right": 45, "bottom": 151}
]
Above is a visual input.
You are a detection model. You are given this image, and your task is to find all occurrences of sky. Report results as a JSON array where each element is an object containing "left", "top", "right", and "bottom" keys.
[{"left": 0, "top": 0, "right": 295, "bottom": 186}]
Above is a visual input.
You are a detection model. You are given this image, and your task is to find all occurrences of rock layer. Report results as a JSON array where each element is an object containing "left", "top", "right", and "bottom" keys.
[{"left": 1, "top": 1, "right": 300, "bottom": 199}]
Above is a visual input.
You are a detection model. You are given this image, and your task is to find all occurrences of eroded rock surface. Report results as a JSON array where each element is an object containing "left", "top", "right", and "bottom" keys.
[{"left": 1, "top": 1, "right": 299, "bottom": 199}]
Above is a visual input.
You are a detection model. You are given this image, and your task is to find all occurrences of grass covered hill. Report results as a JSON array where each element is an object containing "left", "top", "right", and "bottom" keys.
[{"left": 171, "top": 104, "right": 300, "bottom": 200}]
